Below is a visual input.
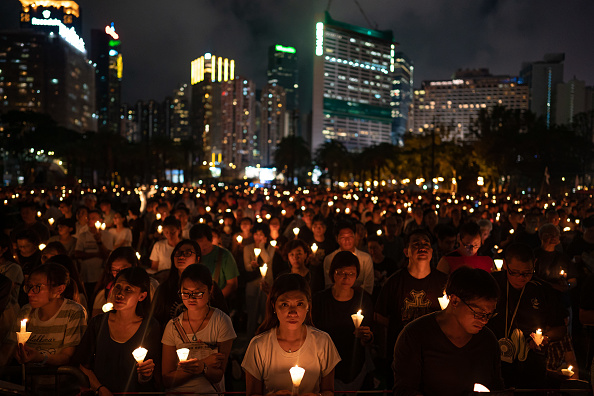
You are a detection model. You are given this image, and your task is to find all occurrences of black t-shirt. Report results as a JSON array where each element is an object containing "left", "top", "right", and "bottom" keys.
[
  {"left": 393, "top": 312, "right": 504, "bottom": 396},
  {"left": 312, "top": 288, "right": 374, "bottom": 383},
  {"left": 488, "top": 271, "right": 567, "bottom": 341},
  {"left": 74, "top": 313, "right": 162, "bottom": 393},
  {"left": 375, "top": 268, "right": 447, "bottom": 353}
]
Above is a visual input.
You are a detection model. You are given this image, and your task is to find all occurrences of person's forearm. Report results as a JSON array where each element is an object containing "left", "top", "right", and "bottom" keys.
[
  {"left": 545, "top": 325, "right": 566, "bottom": 342},
  {"left": 162, "top": 368, "right": 194, "bottom": 388},
  {"left": 46, "top": 350, "right": 74, "bottom": 366}
]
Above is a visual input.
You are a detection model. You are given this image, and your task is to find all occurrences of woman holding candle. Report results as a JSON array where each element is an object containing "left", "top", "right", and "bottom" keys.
[
  {"left": 14, "top": 262, "right": 87, "bottom": 367},
  {"left": 108, "top": 211, "right": 133, "bottom": 248},
  {"left": 161, "top": 264, "right": 236, "bottom": 394},
  {"left": 242, "top": 273, "right": 340, "bottom": 396},
  {"left": 149, "top": 216, "right": 182, "bottom": 274},
  {"left": 274, "top": 239, "right": 325, "bottom": 294},
  {"left": 74, "top": 267, "right": 161, "bottom": 394},
  {"left": 312, "top": 251, "right": 374, "bottom": 391}
]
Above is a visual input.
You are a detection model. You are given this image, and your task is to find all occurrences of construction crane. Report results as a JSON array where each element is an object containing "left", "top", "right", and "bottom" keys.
[{"left": 326, "top": 0, "right": 379, "bottom": 30}]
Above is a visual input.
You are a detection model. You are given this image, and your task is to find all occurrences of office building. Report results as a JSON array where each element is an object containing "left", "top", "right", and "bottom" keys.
[
  {"left": 90, "top": 23, "right": 122, "bottom": 134},
  {"left": 409, "top": 69, "right": 529, "bottom": 142},
  {"left": 260, "top": 82, "right": 288, "bottom": 166},
  {"left": 169, "top": 83, "right": 190, "bottom": 141},
  {"left": 520, "top": 53, "right": 564, "bottom": 128},
  {"left": 555, "top": 78, "right": 586, "bottom": 126},
  {"left": 392, "top": 51, "right": 413, "bottom": 145},
  {"left": 312, "top": 12, "right": 395, "bottom": 153},
  {"left": 267, "top": 44, "right": 299, "bottom": 135}
]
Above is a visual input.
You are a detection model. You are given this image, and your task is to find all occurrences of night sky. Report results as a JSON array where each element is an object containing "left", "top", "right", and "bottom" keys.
[{"left": 1, "top": 0, "right": 593, "bottom": 111}]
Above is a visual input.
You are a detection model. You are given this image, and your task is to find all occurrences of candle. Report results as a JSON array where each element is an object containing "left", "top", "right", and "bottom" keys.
[
  {"left": 561, "top": 365, "right": 574, "bottom": 377},
  {"left": 473, "top": 383, "right": 490, "bottom": 393},
  {"left": 132, "top": 347, "right": 148, "bottom": 363},
  {"left": 351, "top": 309, "right": 364, "bottom": 328},
  {"left": 438, "top": 293, "right": 450, "bottom": 310},
  {"left": 281, "top": 209, "right": 286, "bottom": 216},
  {"left": 102, "top": 303, "right": 113, "bottom": 312},
  {"left": 20, "top": 319, "right": 27, "bottom": 333},
  {"left": 176, "top": 348, "right": 190, "bottom": 362},
  {"left": 48, "top": 218, "right": 54, "bottom": 226},
  {"left": 509, "top": 229, "right": 515, "bottom": 234},
  {"left": 293, "top": 227, "right": 300, "bottom": 237},
  {"left": 157, "top": 225, "right": 163, "bottom": 234},
  {"left": 219, "top": 219, "right": 224, "bottom": 224},
  {"left": 560, "top": 269, "right": 566, "bottom": 277},
  {"left": 17, "top": 319, "right": 32, "bottom": 345},
  {"left": 311, "top": 243, "right": 318, "bottom": 254},
  {"left": 38, "top": 243, "right": 46, "bottom": 251},
  {"left": 532, "top": 329, "right": 544, "bottom": 346},
  {"left": 289, "top": 365, "right": 305, "bottom": 389},
  {"left": 494, "top": 259, "right": 504, "bottom": 271},
  {"left": 95, "top": 220, "right": 101, "bottom": 230},
  {"left": 37, "top": 211, "right": 42, "bottom": 217},
  {"left": 156, "top": 213, "right": 162, "bottom": 220},
  {"left": 376, "top": 229, "right": 382, "bottom": 236},
  {"left": 270, "top": 240, "right": 277, "bottom": 247},
  {"left": 237, "top": 235, "right": 243, "bottom": 244},
  {"left": 260, "top": 263, "right": 268, "bottom": 278},
  {"left": 205, "top": 206, "right": 211, "bottom": 212},
  {"left": 136, "top": 252, "right": 141, "bottom": 260},
  {"left": 101, "top": 223, "right": 106, "bottom": 231},
  {"left": 254, "top": 248, "right": 261, "bottom": 258}
]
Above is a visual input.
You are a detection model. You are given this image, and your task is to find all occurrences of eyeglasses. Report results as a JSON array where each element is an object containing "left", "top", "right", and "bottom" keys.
[
  {"left": 23, "top": 284, "right": 49, "bottom": 294},
  {"left": 174, "top": 250, "right": 196, "bottom": 258},
  {"left": 335, "top": 271, "right": 357, "bottom": 278},
  {"left": 460, "top": 299, "right": 497, "bottom": 321},
  {"left": 507, "top": 268, "right": 534, "bottom": 278},
  {"left": 178, "top": 291, "right": 205, "bottom": 299}
]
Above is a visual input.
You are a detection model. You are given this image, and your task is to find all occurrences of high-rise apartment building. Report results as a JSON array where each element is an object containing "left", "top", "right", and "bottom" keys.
[
  {"left": 409, "top": 69, "right": 529, "bottom": 142},
  {"left": 169, "top": 84, "right": 190, "bottom": 141},
  {"left": 555, "top": 78, "right": 586, "bottom": 126},
  {"left": 90, "top": 23, "right": 122, "bottom": 134},
  {"left": 260, "top": 82, "right": 288, "bottom": 167},
  {"left": 267, "top": 44, "right": 299, "bottom": 136},
  {"left": 312, "top": 12, "right": 395, "bottom": 152},
  {"left": 392, "top": 51, "right": 413, "bottom": 145},
  {"left": 520, "top": 53, "right": 564, "bottom": 128}
]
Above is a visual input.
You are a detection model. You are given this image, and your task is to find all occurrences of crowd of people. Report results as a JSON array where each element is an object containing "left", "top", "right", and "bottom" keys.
[{"left": 0, "top": 184, "right": 593, "bottom": 395}]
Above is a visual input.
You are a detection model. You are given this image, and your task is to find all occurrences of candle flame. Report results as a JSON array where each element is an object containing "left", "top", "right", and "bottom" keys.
[{"left": 473, "top": 383, "right": 490, "bottom": 392}]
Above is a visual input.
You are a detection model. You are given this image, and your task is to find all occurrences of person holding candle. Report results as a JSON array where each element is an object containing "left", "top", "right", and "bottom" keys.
[
  {"left": 161, "top": 264, "right": 236, "bottom": 394},
  {"left": 47, "top": 217, "right": 77, "bottom": 258},
  {"left": 12, "top": 262, "right": 87, "bottom": 369},
  {"left": 487, "top": 243, "right": 568, "bottom": 389},
  {"left": 393, "top": 266, "right": 504, "bottom": 396},
  {"left": 74, "top": 267, "right": 161, "bottom": 394},
  {"left": 149, "top": 215, "right": 182, "bottom": 275},
  {"left": 273, "top": 239, "right": 324, "bottom": 295},
  {"left": 312, "top": 251, "right": 374, "bottom": 391},
  {"left": 242, "top": 273, "right": 340, "bottom": 396},
  {"left": 436, "top": 222, "right": 495, "bottom": 274},
  {"left": 108, "top": 211, "right": 133, "bottom": 249}
]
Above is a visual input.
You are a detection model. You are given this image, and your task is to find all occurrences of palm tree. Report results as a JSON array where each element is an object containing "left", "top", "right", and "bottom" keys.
[{"left": 273, "top": 135, "right": 311, "bottom": 186}]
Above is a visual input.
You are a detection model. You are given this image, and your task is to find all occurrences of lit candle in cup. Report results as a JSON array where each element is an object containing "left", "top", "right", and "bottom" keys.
[
  {"left": 560, "top": 269, "right": 566, "bottom": 277},
  {"left": 101, "top": 223, "right": 106, "bottom": 231},
  {"left": 20, "top": 319, "right": 27, "bottom": 333},
  {"left": 48, "top": 218, "right": 54, "bottom": 226},
  {"left": 260, "top": 263, "right": 268, "bottom": 278},
  {"left": 561, "top": 365, "right": 574, "bottom": 377},
  {"left": 132, "top": 347, "right": 148, "bottom": 363},
  {"left": 136, "top": 252, "right": 141, "bottom": 260},
  {"left": 376, "top": 229, "right": 382, "bottom": 236},
  {"left": 38, "top": 243, "right": 46, "bottom": 251},
  {"left": 293, "top": 227, "right": 300, "bottom": 237},
  {"left": 494, "top": 259, "right": 504, "bottom": 271},
  {"left": 236, "top": 235, "right": 243, "bottom": 244},
  {"left": 351, "top": 309, "right": 364, "bottom": 328},
  {"left": 270, "top": 240, "right": 277, "bottom": 247},
  {"left": 290, "top": 365, "right": 305, "bottom": 394},
  {"left": 95, "top": 220, "right": 101, "bottom": 230},
  {"left": 102, "top": 303, "right": 113, "bottom": 312},
  {"left": 438, "top": 293, "right": 450, "bottom": 310},
  {"left": 473, "top": 383, "right": 490, "bottom": 393},
  {"left": 311, "top": 243, "right": 318, "bottom": 254},
  {"left": 17, "top": 319, "right": 32, "bottom": 345},
  {"left": 155, "top": 213, "right": 162, "bottom": 220},
  {"left": 157, "top": 225, "right": 163, "bottom": 234},
  {"left": 254, "top": 248, "right": 261, "bottom": 259},
  {"left": 176, "top": 348, "right": 190, "bottom": 362},
  {"left": 532, "top": 328, "right": 544, "bottom": 346}
]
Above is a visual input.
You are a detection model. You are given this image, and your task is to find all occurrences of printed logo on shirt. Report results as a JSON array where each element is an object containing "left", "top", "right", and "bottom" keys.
[
  {"left": 531, "top": 298, "right": 540, "bottom": 310},
  {"left": 402, "top": 289, "right": 432, "bottom": 323}
]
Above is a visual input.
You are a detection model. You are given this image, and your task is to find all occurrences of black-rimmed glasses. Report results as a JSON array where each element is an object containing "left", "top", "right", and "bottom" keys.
[
  {"left": 174, "top": 250, "right": 196, "bottom": 258},
  {"left": 461, "top": 299, "right": 497, "bottom": 321},
  {"left": 178, "top": 291, "right": 205, "bottom": 299}
]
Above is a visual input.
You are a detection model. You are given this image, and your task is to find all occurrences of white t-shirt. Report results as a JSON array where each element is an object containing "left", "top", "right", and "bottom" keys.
[
  {"left": 75, "top": 230, "right": 115, "bottom": 283},
  {"left": 161, "top": 308, "right": 237, "bottom": 394},
  {"left": 241, "top": 326, "right": 341, "bottom": 394},
  {"left": 108, "top": 227, "right": 132, "bottom": 247},
  {"left": 149, "top": 239, "right": 175, "bottom": 272}
]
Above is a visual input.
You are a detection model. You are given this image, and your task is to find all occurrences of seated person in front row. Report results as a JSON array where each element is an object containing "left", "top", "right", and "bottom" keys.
[{"left": 393, "top": 266, "right": 504, "bottom": 396}]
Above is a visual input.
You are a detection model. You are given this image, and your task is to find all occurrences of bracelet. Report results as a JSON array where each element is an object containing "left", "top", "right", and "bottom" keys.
[{"left": 95, "top": 385, "right": 104, "bottom": 394}]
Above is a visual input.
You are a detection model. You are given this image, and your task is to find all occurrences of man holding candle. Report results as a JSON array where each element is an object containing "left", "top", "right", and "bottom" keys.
[
  {"left": 487, "top": 243, "right": 567, "bottom": 389},
  {"left": 393, "top": 266, "right": 504, "bottom": 396},
  {"left": 375, "top": 229, "right": 447, "bottom": 390}
]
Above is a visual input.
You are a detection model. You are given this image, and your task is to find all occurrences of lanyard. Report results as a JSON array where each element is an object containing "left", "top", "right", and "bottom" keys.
[{"left": 504, "top": 281, "right": 525, "bottom": 339}]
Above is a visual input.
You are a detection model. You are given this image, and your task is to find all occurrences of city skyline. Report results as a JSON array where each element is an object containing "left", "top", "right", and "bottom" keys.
[{"left": 1, "top": 0, "right": 593, "bottom": 111}]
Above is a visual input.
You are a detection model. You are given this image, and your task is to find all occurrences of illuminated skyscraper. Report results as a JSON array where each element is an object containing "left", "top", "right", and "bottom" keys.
[
  {"left": 260, "top": 83, "right": 288, "bottom": 167},
  {"left": 409, "top": 69, "right": 528, "bottom": 142},
  {"left": 90, "top": 23, "right": 122, "bottom": 134},
  {"left": 391, "top": 52, "right": 413, "bottom": 145},
  {"left": 0, "top": 1, "right": 95, "bottom": 132},
  {"left": 312, "top": 12, "right": 395, "bottom": 152},
  {"left": 267, "top": 44, "right": 299, "bottom": 136},
  {"left": 169, "top": 84, "right": 190, "bottom": 141}
]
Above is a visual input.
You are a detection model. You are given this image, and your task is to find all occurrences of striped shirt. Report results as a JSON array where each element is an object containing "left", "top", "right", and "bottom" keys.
[{"left": 14, "top": 299, "right": 87, "bottom": 358}]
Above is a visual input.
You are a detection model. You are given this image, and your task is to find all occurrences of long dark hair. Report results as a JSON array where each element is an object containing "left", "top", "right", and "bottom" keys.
[
  {"left": 95, "top": 247, "right": 140, "bottom": 295},
  {"left": 114, "top": 267, "right": 151, "bottom": 318},
  {"left": 257, "top": 273, "right": 313, "bottom": 335},
  {"left": 45, "top": 255, "right": 84, "bottom": 304}
]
